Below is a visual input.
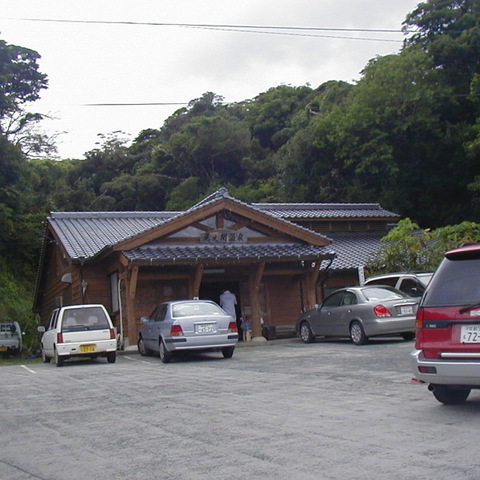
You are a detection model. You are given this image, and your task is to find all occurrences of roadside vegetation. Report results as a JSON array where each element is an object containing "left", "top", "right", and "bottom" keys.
[{"left": 1, "top": 0, "right": 480, "bottom": 354}]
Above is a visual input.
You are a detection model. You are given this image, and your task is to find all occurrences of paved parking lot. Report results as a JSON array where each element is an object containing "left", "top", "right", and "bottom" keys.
[{"left": 1, "top": 338, "right": 479, "bottom": 480}]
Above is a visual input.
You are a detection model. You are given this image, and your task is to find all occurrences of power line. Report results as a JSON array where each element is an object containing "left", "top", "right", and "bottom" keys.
[
  {"left": 3, "top": 17, "right": 413, "bottom": 33},
  {"left": 2, "top": 17, "right": 410, "bottom": 43}
]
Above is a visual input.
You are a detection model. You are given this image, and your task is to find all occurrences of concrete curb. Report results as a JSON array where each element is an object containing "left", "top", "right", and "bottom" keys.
[{"left": 118, "top": 336, "right": 299, "bottom": 354}]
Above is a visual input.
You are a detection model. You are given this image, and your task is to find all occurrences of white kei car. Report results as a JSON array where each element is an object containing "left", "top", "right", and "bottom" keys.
[{"left": 38, "top": 304, "right": 117, "bottom": 366}]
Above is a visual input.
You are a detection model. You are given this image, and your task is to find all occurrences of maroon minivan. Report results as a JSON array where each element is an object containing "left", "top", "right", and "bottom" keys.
[{"left": 411, "top": 243, "right": 480, "bottom": 404}]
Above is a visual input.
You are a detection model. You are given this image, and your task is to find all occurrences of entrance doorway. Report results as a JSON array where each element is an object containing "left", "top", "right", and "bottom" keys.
[{"left": 199, "top": 280, "right": 243, "bottom": 339}]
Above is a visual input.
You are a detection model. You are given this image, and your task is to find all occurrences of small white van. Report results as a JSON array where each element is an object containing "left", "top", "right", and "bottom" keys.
[{"left": 38, "top": 304, "right": 117, "bottom": 366}]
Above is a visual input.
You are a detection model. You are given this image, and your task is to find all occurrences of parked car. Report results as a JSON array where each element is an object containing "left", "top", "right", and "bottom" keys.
[
  {"left": 297, "top": 286, "right": 418, "bottom": 345},
  {"left": 38, "top": 304, "right": 117, "bottom": 367},
  {"left": 364, "top": 272, "right": 433, "bottom": 297},
  {"left": 411, "top": 243, "right": 480, "bottom": 404},
  {"left": 0, "top": 321, "right": 22, "bottom": 357},
  {"left": 138, "top": 299, "right": 239, "bottom": 363}
]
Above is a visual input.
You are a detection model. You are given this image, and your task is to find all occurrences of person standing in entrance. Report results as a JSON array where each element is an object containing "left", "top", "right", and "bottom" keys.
[{"left": 220, "top": 289, "right": 237, "bottom": 320}]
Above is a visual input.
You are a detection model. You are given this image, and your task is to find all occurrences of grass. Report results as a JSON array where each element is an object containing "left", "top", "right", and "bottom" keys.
[{"left": 0, "top": 355, "right": 42, "bottom": 367}]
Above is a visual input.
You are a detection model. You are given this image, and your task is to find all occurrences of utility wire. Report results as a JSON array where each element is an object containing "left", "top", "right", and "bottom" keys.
[
  {"left": 2, "top": 17, "right": 411, "bottom": 43},
  {"left": 3, "top": 17, "right": 414, "bottom": 33}
]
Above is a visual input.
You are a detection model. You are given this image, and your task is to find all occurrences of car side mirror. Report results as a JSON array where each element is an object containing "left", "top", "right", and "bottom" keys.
[
  {"left": 37, "top": 326, "right": 45, "bottom": 333},
  {"left": 315, "top": 304, "right": 321, "bottom": 311},
  {"left": 140, "top": 317, "right": 149, "bottom": 323}
]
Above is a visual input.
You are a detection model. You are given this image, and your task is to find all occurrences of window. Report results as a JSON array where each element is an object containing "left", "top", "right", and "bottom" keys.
[
  {"left": 341, "top": 292, "right": 357, "bottom": 306},
  {"left": 323, "top": 291, "right": 344, "bottom": 309}
]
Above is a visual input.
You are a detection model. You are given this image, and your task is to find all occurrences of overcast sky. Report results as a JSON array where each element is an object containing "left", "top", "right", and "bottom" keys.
[{"left": 2, "top": 0, "right": 420, "bottom": 159}]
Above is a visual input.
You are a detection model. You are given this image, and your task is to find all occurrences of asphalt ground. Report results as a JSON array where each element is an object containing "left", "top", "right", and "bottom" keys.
[{"left": 1, "top": 337, "right": 479, "bottom": 480}]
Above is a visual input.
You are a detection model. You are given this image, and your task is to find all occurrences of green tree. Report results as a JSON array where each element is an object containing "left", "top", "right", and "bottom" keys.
[
  {"left": 0, "top": 38, "right": 52, "bottom": 156},
  {"left": 368, "top": 218, "right": 480, "bottom": 273}
]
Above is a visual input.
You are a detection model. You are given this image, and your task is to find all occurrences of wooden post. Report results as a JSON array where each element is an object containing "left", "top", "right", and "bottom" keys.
[
  {"left": 306, "top": 262, "right": 322, "bottom": 310},
  {"left": 192, "top": 265, "right": 204, "bottom": 298},
  {"left": 249, "top": 262, "right": 265, "bottom": 340},
  {"left": 124, "top": 266, "right": 139, "bottom": 348}
]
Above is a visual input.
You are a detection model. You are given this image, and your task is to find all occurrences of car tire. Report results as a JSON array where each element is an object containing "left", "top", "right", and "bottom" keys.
[
  {"left": 431, "top": 385, "right": 471, "bottom": 405},
  {"left": 138, "top": 337, "right": 153, "bottom": 356},
  {"left": 106, "top": 351, "right": 116, "bottom": 363},
  {"left": 159, "top": 339, "right": 172, "bottom": 364},
  {"left": 41, "top": 346, "right": 51, "bottom": 363},
  {"left": 54, "top": 348, "right": 64, "bottom": 367},
  {"left": 350, "top": 321, "right": 368, "bottom": 345},
  {"left": 222, "top": 346, "right": 235, "bottom": 359},
  {"left": 299, "top": 321, "right": 315, "bottom": 343},
  {"left": 401, "top": 332, "right": 415, "bottom": 341}
]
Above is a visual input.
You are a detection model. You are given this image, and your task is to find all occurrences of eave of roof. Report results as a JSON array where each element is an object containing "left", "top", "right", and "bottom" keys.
[
  {"left": 122, "top": 243, "right": 336, "bottom": 264},
  {"left": 253, "top": 202, "right": 399, "bottom": 219}
]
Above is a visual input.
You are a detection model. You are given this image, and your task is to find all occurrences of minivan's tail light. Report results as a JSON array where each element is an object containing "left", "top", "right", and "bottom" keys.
[
  {"left": 373, "top": 305, "right": 392, "bottom": 317},
  {"left": 170, "top": 324, "right": 183, "bottom": 336},
  {"left": 228, "top": 321, "right": 238, "bottom": 333},
  {"left": 57, "top": 333, "right": 64, "bottom": 343},
  {"left": 415, "top": 307, "right": 424, "bottom": 329},
  {"left": 109, "top": 328, "right": 116, "bottom": 340}
]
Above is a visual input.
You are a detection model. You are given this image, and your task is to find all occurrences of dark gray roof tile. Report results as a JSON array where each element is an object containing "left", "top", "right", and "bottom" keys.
[{"left": 123, "top": 243, "right": 336, "bottom": 263}]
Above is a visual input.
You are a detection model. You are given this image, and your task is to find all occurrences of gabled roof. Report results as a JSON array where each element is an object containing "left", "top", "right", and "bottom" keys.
[{"left": 45, "top": 189, "right": 394, "bottom": 266}]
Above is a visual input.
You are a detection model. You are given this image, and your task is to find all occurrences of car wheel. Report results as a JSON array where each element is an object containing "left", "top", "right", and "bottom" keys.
[
  {"left": 401, "top": 332, "right": 415, "bottom": 341},
  {"left": 431, "top": 385, "right": 471, "bottom": 405},
  {"left": 222, "top": 346, "right": 235, "bottom": 358},
  {"left": 350, "top": 321, "right": 368, "bottom": 345},
  {"left": 54, "top": 348, "right": 64, "bottom": 367},
  {"left": 299, "top": 321, "right": 315, "bottom": 343},
  {"left": 106, "top": 351, "right": 116, "bottom": 363},
  {"left": 159, "top": 339, "right": 172, "bottom": 364},
  {"left": 41, "top": 346, "right": 51, "bottom": 363},
  {"left": 138, "top": 337, "right": 153, "bottom": 356}
]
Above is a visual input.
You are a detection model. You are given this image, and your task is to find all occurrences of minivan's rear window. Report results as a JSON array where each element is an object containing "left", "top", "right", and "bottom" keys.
[{"left": 422, "top": 258, "right": 480, "bottom": 307}]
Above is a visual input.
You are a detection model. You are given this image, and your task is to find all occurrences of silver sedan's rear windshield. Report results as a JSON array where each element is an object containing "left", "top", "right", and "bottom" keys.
[
  {"left": 423, "top": 258, "right": 480, "bottom": 307},
  {"left": 172, "top": 302, "right": 225, "bottom": 318},
  {"left": 362, "top": 287, "right": 407, "bottom": 301}
]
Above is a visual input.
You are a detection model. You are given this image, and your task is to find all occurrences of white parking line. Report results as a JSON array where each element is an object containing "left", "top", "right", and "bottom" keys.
[
  {"left": 20, "top": 365, "right": 36, "bottom": 374},
  {"left": 122, "top": 355, "right": 151, "bottom": 364}
]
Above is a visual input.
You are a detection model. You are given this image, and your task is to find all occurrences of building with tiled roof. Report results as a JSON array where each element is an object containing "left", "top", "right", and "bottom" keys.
[{"left": 34, "top": 188, "right": 398, "bottom": 347}]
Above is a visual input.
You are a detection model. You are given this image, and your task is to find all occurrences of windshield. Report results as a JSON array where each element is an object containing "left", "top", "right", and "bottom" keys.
[
  {"left": 361, "top": 286, "right": 407, "bottom": 302},
  {"left": 422, "top": 258, "right": 480, "bottom": 307}
]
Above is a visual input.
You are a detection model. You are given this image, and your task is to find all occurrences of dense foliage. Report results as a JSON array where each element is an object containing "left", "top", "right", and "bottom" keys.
[{"left": 2, "top": 0, "right": 480, "bottom": 352}]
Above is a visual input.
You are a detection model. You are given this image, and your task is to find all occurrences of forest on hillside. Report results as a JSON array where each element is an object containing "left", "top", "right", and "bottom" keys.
[{"left": 1, "top": 0, "right": 480, "bottom": 341}]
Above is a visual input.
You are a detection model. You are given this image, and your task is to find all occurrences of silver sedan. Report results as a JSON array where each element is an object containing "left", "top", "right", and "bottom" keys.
[
  {"left": 297, "top": 286, "right": 418, "bottom": 345},
  {"left": 138, "top": 300, "right": 239, "bottom": 363}
]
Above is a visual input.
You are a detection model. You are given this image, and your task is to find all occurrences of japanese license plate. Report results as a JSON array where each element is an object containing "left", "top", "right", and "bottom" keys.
[
  {"left": 400, "top": 305, "right": 413, "bottom": 315},
  {"left": 80, "top": 344, "right": 97, "bottom": 353},
  {"left": 195, "top": 323, "right": 215, "bottom": 334},
  {"left": 461, "top": 325, "right": 480, "bottom": 343}
]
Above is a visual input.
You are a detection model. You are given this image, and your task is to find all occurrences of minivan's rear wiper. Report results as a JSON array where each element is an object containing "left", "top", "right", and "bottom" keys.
[{"left": 459, "top": 303, "right": 480, "bottom": 314}]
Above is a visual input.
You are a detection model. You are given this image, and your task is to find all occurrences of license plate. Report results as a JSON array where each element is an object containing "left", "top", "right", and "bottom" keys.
[
  {"left": 461, "top": 325, "right": 480, "bottom": 343},
  {"left": 400, "top": 306, "right": 413, "bottom": 315},
  {"left": 195, "top": 324, "right": 215, "bottom": 334},
  {"left": 80, "top": 344, "right": 96, "bottom": 353}
]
